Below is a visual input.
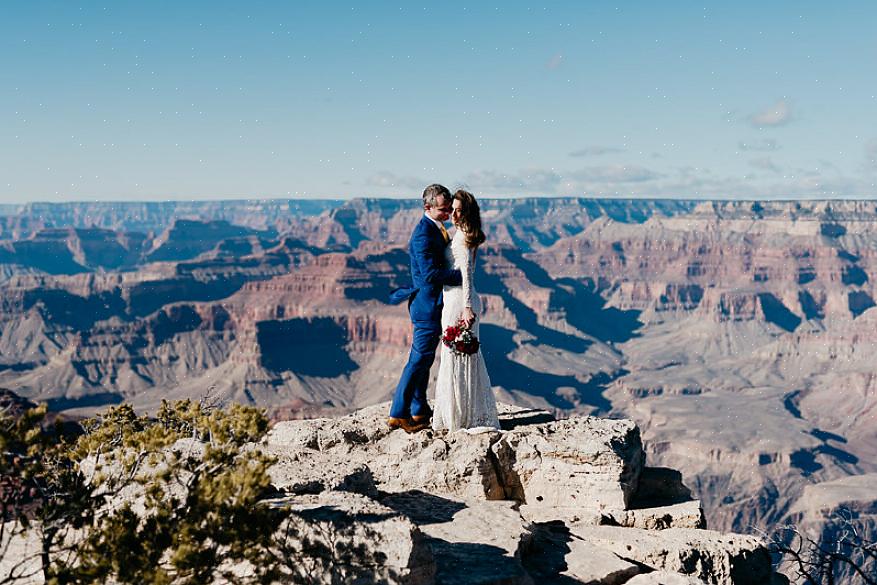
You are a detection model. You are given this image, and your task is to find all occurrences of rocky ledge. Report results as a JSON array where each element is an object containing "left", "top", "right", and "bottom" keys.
[{"left": 264, "top": 403, "right": 781, "bottom": 585}]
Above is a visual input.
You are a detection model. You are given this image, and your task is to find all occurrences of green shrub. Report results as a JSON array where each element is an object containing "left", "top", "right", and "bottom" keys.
[{"left": 2, "top": 399, "right": 283, "bottom": 584}]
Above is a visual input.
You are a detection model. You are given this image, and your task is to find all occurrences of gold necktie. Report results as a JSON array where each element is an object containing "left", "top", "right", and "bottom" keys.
[{"left": 439, "top": 223, "right": 449, "bottom": 243}]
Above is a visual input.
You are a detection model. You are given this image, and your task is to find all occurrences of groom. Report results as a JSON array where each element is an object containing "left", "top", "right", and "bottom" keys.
[{"left": 387, "top": 184, "right": 462, "bottom": 432}]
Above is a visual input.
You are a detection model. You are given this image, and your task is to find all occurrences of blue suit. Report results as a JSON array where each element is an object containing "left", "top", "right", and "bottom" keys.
[{"left": 389, "top": 215, "right": 462, "bottom": 418}]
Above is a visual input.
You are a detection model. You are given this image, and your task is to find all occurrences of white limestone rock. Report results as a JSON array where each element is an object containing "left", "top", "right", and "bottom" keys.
[
  {"left": 268, "top": 403, "right": 646, "bottom": 512},
  {"left": 0, "top": 522, "right": 41, "bottom": 585},
  {"left": 377, "top": 429, "right": 505, "bottom": 500},
  {"left": 569, "top": 525, "right": 772, "bottom": 585},
  {"left": 270, "top": 491, "right": 436, "bottom": 585},
  {"left": 521, "top": 499, "right": 705, "bottom": 530},
  {"left": 491, "top": 416, "right": 645, "bottom": 516},
  {"left": 413, "top": 499, "right": 535, "bottom": 585},
  {"left": 562, "top": 539, "right": 642, "bottom": 585},
  {"left": 602, "top": 500, "right": 707, "bottom": 531},
  {"left": 263, "top": 403, "right": 780, "bottom": 584},
  {"left": 268, "top": 404, "right": 507, "bottom": 500},
  {"left": 263, "top": 445, "right": 378, "bottom": 497},
  {"left": 625, "top": 571, "right": 709, "bottom": 584},
  {"left": 523, "top": 521, "right": 641, "bottom": 585}
]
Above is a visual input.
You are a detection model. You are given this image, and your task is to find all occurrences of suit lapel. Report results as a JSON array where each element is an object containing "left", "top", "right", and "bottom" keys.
[{"left": 421, "top": 215, "right": 445, "bottom": 244}]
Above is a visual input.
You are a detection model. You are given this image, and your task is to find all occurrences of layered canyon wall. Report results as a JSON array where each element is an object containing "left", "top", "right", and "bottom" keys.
[{"left": 1, "top": 197, "right": 875, "bottom": 579}]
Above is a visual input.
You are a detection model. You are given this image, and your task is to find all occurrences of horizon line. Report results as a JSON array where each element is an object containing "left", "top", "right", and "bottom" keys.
[{"left": 3, "top": 195, "right": 877, "bottom": 207}]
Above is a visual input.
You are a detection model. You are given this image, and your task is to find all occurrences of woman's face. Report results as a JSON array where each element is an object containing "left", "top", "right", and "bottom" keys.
[{"left": 451, "top": 199, "right": 464, "bottom": 226}]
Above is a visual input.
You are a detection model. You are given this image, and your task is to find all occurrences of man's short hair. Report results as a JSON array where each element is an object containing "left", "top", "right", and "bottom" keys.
[{"left": 422, "top": 184, "right": 451, "bottom": 208}]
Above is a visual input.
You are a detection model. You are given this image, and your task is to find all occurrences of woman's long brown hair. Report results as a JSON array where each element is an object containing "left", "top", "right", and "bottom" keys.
[{"left": 453, "top": 189, "right": 486, "bottom": 250}]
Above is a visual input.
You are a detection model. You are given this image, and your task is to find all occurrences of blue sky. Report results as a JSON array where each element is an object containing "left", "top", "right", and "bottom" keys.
[{"left": 2, "top": 1, "right": 876, "bottom": 202}]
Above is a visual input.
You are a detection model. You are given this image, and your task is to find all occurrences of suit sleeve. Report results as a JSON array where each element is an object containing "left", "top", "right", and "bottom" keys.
[{"left": 413, "top": 227, "right": 462, "bottom": 286}]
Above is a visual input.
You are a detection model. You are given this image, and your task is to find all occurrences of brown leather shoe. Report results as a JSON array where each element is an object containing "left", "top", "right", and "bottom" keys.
[
  {"left": 387, "top": 417, "right": 429, "bottom": 433},
  {"left": 411, "top": 414, "right": 431, "bottom": 425},
  {"left": 387, "top": 416, "right": 408, "bottom": 429}
]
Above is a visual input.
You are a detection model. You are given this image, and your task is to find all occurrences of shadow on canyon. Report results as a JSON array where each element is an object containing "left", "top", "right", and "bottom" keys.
[
  {"left": 471, "top": 247, "right": 642, "bottom": 411},
  {"left": 45, "top": 392, "right": 124, "bottom": 411},
  {"left": 24, "top": 288, "right": 127, "bottom": 330},
  {"left": 481, "top": 248, "right": 643, "bottom": 346},
  {"left": 480, "top": 324, "right": 612, "bottom": 412},
  {"left": 129, "top": 275, "right": 254, "bottom": 318},
  {"left": 257, "top": 317, "right": 359, "bottom": 378},
  {"left": 783, "top": 391, "right": 861, "bottom": 476},
  {"left": 22, "top": 275, "right": 265, "bottom": 331}
]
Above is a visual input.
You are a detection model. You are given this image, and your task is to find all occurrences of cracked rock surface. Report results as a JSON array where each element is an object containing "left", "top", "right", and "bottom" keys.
[{"left": 264, "top": 402, "right": 778, "bottom": 584}]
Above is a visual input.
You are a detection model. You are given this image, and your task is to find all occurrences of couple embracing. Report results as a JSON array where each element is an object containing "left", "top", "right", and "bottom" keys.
[{"left": 388, "top": 184, "right": 500, "bottom": 434}]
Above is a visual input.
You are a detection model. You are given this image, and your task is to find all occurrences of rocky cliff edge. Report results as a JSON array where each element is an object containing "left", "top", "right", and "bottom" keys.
[{"left": 263, "top": 403, "right": 781, "bottom": 585}]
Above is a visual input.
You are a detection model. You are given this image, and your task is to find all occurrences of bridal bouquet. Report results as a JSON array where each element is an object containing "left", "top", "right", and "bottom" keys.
[{"left": 442, "top": 320, "right": 480, "bottom": 356}]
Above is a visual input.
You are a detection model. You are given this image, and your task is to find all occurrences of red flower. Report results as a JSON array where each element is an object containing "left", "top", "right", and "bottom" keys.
[{"left": 443, "top": 321, "right": 481, "bottom": 355}]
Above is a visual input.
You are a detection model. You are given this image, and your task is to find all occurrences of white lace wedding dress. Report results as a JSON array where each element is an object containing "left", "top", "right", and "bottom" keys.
[{"left": 432, "top": 229, "right": 500, "bottom": 432}]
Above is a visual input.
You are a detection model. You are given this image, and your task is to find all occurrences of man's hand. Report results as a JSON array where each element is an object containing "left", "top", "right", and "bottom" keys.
[{"left": 461, "top": 307, "right": 476, "bottom": 328}]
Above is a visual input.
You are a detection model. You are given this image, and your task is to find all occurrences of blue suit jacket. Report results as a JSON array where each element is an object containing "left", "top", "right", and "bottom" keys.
[{"left": 389, "top": 215, "right": 462, "bottom": 322}]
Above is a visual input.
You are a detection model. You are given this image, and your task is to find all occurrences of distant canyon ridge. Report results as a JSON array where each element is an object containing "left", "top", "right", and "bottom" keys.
[{"left": 1, "top": 197, "right": 875, "bottom": 564}]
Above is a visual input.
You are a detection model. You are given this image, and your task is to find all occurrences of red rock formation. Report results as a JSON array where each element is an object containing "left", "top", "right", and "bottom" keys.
[{"left": 4, "top": 198, "right": 877, "bottom": 573}]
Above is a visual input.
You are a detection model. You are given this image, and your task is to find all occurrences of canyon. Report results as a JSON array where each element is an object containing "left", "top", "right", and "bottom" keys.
[{"left": 1, "top": 197, "right": 875, "bottom": 581}]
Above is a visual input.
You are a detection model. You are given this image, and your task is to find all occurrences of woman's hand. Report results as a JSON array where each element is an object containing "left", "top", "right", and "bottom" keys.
[{"left": 461, "top": 307, "right": 476, "bottom": 328}]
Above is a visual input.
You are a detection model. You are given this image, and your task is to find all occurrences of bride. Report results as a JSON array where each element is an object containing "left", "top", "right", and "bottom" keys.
[{"left": 432, "top": 189, "right": 500, "bottom": 432}]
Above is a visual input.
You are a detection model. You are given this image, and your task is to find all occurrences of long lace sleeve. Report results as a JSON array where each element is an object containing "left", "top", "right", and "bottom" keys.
[{"left": 456, "top": 236, "right": 475, "bottom": 308}]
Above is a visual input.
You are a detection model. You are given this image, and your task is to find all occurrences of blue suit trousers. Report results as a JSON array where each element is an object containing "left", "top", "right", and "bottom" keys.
[{"left": 389, "top": 319, "right": 442, "bottom": 419}]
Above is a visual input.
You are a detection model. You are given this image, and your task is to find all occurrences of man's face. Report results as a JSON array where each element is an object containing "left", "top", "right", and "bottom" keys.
[{"left": 427, "top": 195, "right": 452, "bottom": 222}]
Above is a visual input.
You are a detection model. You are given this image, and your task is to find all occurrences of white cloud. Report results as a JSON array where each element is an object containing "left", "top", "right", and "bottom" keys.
[
  {"left": 645, "top": 166, "right": 872, "bottom": 199},
  {"left": 458, "top": 168, "right": 563, "bottom": 194},
  {"left": 364, "top": 171, "right": 426, "bottom": 193},
  {"left": 738, "top": 139, "right": 780, "bottom": 152},
  {"left": 455, "top": 164, "right": 662, "bottom": 196},
  {"left": 569, "top": 146, "right": 626, "bottom": 157},
  {"left": 571, "top": 165, "right": 662, "bottom": 183},
  {"left": 750, "top": 100, "right": 792, "bottom": 127},
  {"left": 449, "top": 155, "right": 875, "bottom": 199}
]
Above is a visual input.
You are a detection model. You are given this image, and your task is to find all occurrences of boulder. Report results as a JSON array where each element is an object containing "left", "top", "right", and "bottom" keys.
[
  {"left": 263, "top": 445, "right": 377, "bottom": 497},
  {"left": 376, "top": 429, "right": 506, "bottom": 500},
  {"left": 491, "top": 416, "right": 645, "bottom": 516},
  {"left": 268, "top": 405, "right": 506, "bottom": 500},
  {"left": 523, "top": 521, "right": 641, "bottom": 584},
  {"left": 264, "top": 404, "right": 779, "bottom": 584},
  {"left": 601, "top": 500, "right": 707, "bottom": 530},
  {"left": 414, "top": 499, "right": 535, "bottom": 585},
  {"left": 561, "top": 540, "right": 642, "bottom": 585},
  {"left": 569, "top": 525, "right": 772, "bottom": 585},
  {"left": 268, "top": 404, "right": 648, "bottom": 513},
  {"left": 0, "top": 522, "right": 41, "bottom": 584},
  {"left": 267, "top": 491, "right": 436, "bottom": 585}
]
